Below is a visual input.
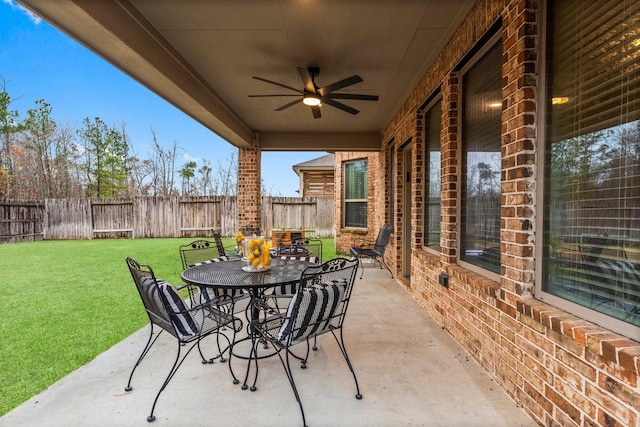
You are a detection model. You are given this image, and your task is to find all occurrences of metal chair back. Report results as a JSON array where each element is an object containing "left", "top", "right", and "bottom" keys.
[
  {"left": 373, "top": 225, "right": 393, "bottom": 257},
  {"left": 126, "top": 257, "right": 175, "bottom": 337},
  {"left": 179, "top": 239, "right": 224, "bottom": 269}
]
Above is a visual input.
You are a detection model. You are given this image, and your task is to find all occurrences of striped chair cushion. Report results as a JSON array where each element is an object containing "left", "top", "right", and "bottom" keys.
[
  {"left": 277, "top": 279, "right": 346, "bottom": 343},
  {"left": 190, "top": 255, "right": 229, "bottom": 266},
  {"left": 157, "top": 280, "right": 199, "bottom": 337}
]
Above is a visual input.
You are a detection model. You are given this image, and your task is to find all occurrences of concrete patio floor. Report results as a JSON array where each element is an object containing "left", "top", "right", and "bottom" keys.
[{"left": 1, "top": 265, "right": 537, "bottom": 427}]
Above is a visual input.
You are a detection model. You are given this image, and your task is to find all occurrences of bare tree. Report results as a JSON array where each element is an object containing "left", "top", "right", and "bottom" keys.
[
  {"left": 147, "top": 128, "right": 178, "bottom": 196},
  {"left": 212, "top": 150, "right": 237, "bottom": 196}
]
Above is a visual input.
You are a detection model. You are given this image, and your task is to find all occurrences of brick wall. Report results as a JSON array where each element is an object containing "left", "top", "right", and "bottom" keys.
[
  {"left": 334, "top": 0, "right": 640, "bottom": 425},
  {"left": 334, "top": 152, "right": 380, "bottom": 254}
]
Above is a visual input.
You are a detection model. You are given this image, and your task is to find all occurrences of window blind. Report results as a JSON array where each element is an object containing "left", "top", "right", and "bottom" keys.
[{"left": 543, "top": 0, "right": 640, "bottom": 330}]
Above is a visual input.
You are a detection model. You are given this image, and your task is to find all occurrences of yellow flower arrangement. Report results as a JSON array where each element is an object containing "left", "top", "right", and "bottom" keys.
[
  {"left": 244, "top": 236, "right": 270, "bottom": 269},
  {"left": 234, "top": 231, "right": 244, "bottom": 255}
]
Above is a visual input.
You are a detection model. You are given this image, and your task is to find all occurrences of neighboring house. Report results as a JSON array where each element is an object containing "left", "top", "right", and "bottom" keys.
[{"left": 292, "top": 153, "right": 334, "bottom": 198}]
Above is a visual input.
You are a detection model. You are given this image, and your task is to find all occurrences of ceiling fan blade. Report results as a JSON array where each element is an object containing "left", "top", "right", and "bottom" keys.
[
  {"left": 297, "top": 67, "right": 316, "bottom": 93},
  {"left": 328, "top": 93, "right": 379, "bottom": 101},
  {"left": 275, "top": 98, "right": 303, "bottom": 111},
  {"left": 322, "top": 98, "right": 360, "bottom": 115},
  {"left": 311, "top": 106, "right": 321, "bottom": 119},
  {"left": 252, "top": 76, "right": 303, "bottom": 94},
  {"left": 248, "top": 94, "right": 300, "bottom": 97},
  {"left": 318, "top": 75, "right": 363, "bottom": 96}
]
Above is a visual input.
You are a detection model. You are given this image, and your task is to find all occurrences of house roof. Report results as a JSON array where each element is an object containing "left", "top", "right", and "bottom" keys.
[
  {"left": 292, "top": 154, "right": 335, "bottom": 176},
  {"left": 17, "top": 0, "right": 476, "bottom": 152}
]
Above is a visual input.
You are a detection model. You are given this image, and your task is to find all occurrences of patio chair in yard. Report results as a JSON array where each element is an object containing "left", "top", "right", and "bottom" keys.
[
  {"left": 276, "top": 237, "right": 323, "bottom": 264},
  {"left": 350, "top": 224, "right": 393, "bottom": 279},
  {"left": 179, "top": 238, "right": 225, "bottom": 268},
  {"left": 248, "top": 257, "right": 361, "bottom": 427},
  {"left": 125, "top": 257, "right": 242, "bottom": 422},
  {"left": 179, "top": 240, "right": 248, "bottom": 311}
]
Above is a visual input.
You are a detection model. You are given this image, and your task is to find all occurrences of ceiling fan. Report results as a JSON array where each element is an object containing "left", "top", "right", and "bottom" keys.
[{"left": 248, "top": 67, "right": 379, "bottom": 119}]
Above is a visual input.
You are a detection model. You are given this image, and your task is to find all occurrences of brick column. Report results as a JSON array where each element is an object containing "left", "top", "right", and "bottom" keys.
[
  {"left": 440, "top": 73, "right": 459, "bottom": 267},
  {"left": 237, "top": 134, "right": 261, "bottom": 231},
  {"left": 500, "top": 0, "right": 537, "bottom": 299}
]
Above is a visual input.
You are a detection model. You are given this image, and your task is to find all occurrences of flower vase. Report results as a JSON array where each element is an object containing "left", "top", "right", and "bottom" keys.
[{"left": 243, "top": 236, "right": 271, "bottom": 271}]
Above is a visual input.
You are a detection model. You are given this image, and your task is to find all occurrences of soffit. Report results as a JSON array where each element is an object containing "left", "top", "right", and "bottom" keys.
[{"left": 17, "top": 0, "right": 476, "bottom": 151}]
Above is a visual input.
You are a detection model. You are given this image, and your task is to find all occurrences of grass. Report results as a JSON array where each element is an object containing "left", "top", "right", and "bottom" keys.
[{"left": 0, "top": 237, "right": 338, "bottom": 416}]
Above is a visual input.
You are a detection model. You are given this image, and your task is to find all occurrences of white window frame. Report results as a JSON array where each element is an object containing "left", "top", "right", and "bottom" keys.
[{"left": 343, "top": 159, "right": 368, "bottom": 229}]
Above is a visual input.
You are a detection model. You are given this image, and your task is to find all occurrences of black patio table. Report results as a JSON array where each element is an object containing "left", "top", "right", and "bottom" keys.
[
  {"left": 181, "top": 257, "right": 316, "bottom": 389},
  {"left": 181, "top": 257, "right": 314, "bottom": 292}
]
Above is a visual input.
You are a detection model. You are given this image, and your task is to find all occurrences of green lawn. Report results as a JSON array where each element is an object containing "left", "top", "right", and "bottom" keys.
[{"left": 0, "top": 237, "right": 337, "bottom": 416}]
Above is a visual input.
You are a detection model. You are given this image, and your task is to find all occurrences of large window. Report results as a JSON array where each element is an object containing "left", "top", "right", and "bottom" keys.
[
  {"left": 540, "top": 0, "right": 640, "bottom": 335},
  {"left": 344, "top": 160, "right": 368, "bottom": 228},
  {"left": 424, "top": 99, "right": 442, "bottom": 251},
  {"left": 460, "top": 38, "right": 502, "bottom": 274}
]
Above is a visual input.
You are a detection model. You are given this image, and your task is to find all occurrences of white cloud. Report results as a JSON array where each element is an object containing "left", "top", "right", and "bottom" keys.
[
  {"left": 182, "top": 153, "right": 200, "bottom": 162},
  {"left": 3, "top": 0, "right": 42, "bottom": 25}
]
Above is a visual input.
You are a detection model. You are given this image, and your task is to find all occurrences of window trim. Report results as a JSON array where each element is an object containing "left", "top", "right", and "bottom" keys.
[
  {"left": 456, "top": 30, "right": 503, "bottom": 282},
  {"left": 534, "top": 0, "right": 639, "bottom": 338},
  {"left": 342, "top": 159, "right": 368, "bottom": 229}
]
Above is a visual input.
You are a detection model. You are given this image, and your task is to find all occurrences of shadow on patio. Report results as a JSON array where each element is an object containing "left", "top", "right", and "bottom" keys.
[{"left": 0, "top": 265, "right": 537, "bottom": 427}]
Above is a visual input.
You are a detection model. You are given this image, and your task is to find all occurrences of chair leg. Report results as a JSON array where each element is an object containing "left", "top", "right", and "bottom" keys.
[
  {"left": 147, "top": 338, "right": 204, "bottom": 422},
  {"left": 276, "top": 346, "right": 308, "bottom": 427},
  {"left": 146, "top": 342, "right": 182, "bottom": 422},
  {"left": 330, "top": 328, "right": 362, "bottom": 400},
  {"left": 226, "top": 318, "right": 244, "bottom": 384},
  {"left": 357, "top": 256, "right": 365, "bottom": 279},
  {"left": 376, "top": 256, "right": 394, "bottom": 279},
  {"left": 125, "top": 325, "right": 163, "bottom": 392},
  {"left": 242, "top": 335, "right": 261, "bottom": 391}
]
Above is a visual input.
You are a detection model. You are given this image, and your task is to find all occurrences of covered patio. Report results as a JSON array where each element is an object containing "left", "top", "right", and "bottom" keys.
[{"left": 0, "top": 266, "right": 535, "bottom": 427}]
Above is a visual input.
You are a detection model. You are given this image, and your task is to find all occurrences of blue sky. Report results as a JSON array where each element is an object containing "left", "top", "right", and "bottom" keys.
[{"left": 0, "top": 0, "right": 325, "bottom": 196}]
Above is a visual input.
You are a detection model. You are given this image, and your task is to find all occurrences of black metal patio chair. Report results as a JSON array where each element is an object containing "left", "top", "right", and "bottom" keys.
[
  {"left": 247, "top": 257, "right": 361, "bottom": 427},
  {"left": 124, "top": 257, "right": 242, "bottom": 422},
  {"left": 276, "top": 237, "right": 323, "bottom": 264},
  {"left": 179, "top": 240, "right": 248, "bottom": 310},
  {"left": 179, "top": 238, "right": 225, "bottom": 269},
  {"left": 350, "top": 224, "right": 393, "bottom": 279}
]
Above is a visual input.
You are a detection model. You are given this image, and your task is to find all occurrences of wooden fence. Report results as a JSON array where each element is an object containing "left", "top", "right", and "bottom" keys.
[
  {"left": 0, "top": 196, "right": 334, "bottom": 242},
  {"left": 0, "top": 200, "right": 45, "bottom": 243}
]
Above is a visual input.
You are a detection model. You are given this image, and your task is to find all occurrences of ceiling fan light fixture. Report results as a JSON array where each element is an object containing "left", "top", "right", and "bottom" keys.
[{"left": 303, "top": 93, "right": 322, "bottom": 106}]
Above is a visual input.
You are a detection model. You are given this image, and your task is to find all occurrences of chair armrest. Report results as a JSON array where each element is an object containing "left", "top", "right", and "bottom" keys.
[{"left": 253, "top": 297, "right": 288, "bottom": 318}]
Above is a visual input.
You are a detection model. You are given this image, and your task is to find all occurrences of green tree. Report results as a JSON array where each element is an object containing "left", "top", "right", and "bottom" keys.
[
  {"left": 22, "top": 99, "right": 57, "bottom": 198},
  {"left": 0, "top": 77, "right": 23, "bottom": 180},
  {"left": 179, "top": 160, "right": 197, "bottom": 195},
  {"left": 78, "top": 117, "right": 131, "bottom": 197}
]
